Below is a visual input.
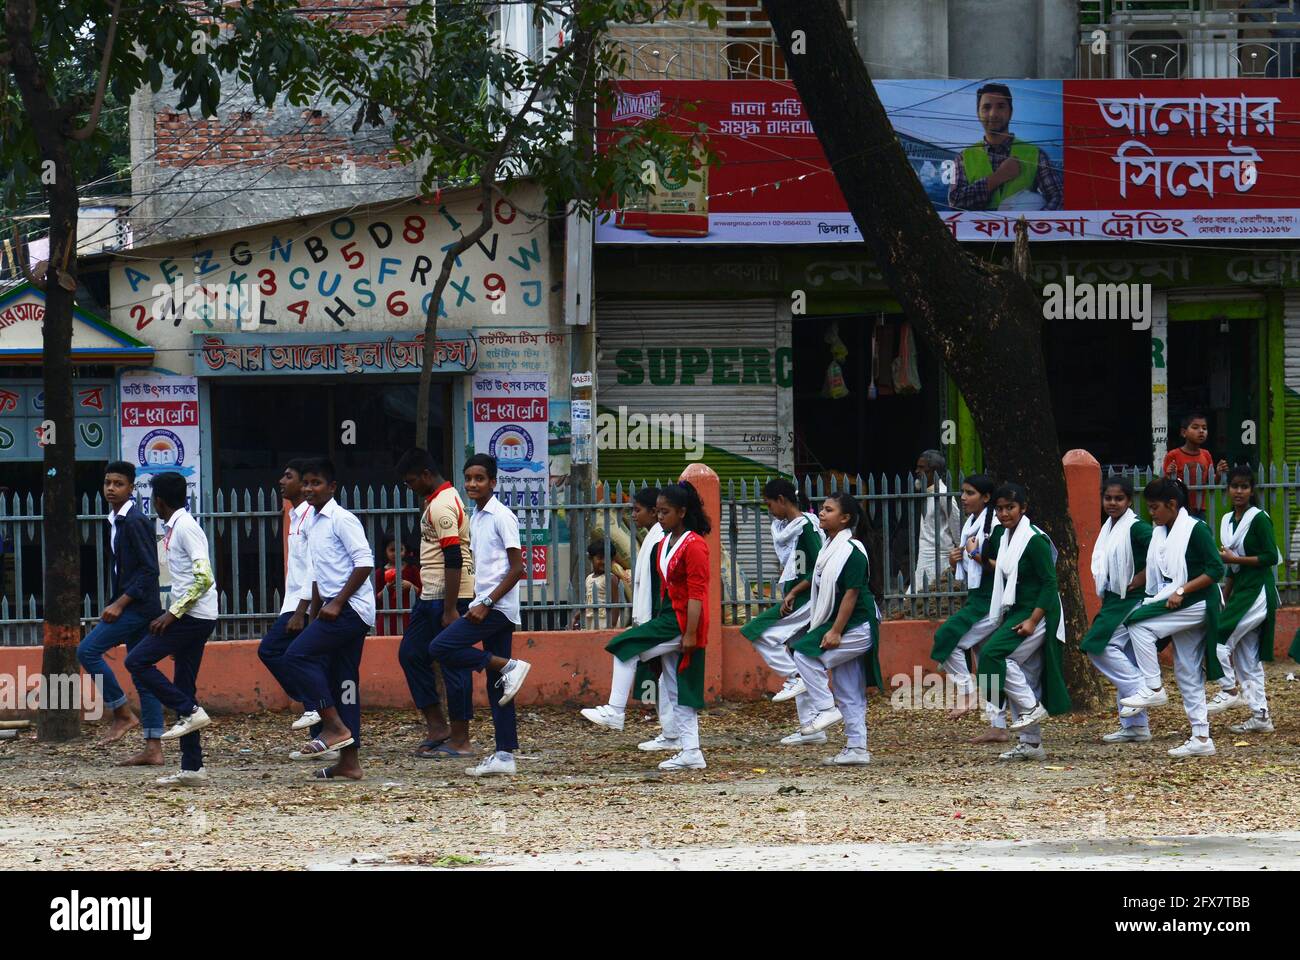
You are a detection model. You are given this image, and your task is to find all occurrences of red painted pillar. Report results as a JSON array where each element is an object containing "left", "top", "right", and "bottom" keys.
[
  {"left": 1063, "top": 449, "right": 1103, "bottom": 622},
  {"left": 680, "top": 462, "right": 724, "bottom": 702}
]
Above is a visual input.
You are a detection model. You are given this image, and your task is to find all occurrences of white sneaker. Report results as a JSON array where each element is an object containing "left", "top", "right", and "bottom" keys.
[
  {"left": 580, "top": 705, "right": 625, "bottom": 731},
  {"left": 1120, "top": 686, "right": 1169, "bottom": 710},
  {"left": 156, "top": 767, "right": 208, "bottom": 787},
  {"left": 998, "top": 742, "right": 1046, "bottom": 761},
  {"left": 1102, "top": 726, "right": 1152, "bottom": 743},
  {"left": 1118, "top": 705, "right": 1146, "bottom": 718},
  {"left": 1206, "top": 689, "right": 1243, "bottom": 715},
  {"left": 822, "top": 747, "right": 871, "bottom": 766},
  {"left": 637, "top": 734, "right": 681, "bottom": 752},
  {"left": 291, "top": 710, "right": 321, "bottom": 730},
  {"left": 658, "top": 749, "right": 706, "bottom": 771},
  {"left": 1008, "top": 703, "right": 1048, "bottom": 731},
  {"left": 1168, "top": 737, "right": 1216, "bottom": 758},
  {"left": 800, "top": 708, "right": 843, "bottom": 735},
  {"left": 495, "top": 660, "right": 531, "bottom": 706},
  {"left": 772, "top": 676, "right": 806, "bottom": 703},
  {"left": 160, "top": 706, "right": 210, "bottom": 741},
  {"left": 779, "top": 728, "right": 828, "bottom": 746},
  {"left": 1229, "top": 711, "right": 1274, "bottom": 734},
  {"left": 466, "top": 752, "right": 517, "bottom": 777}
]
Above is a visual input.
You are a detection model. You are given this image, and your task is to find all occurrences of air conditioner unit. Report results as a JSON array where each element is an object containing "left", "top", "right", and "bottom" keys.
[{"left": 1109, "top": 10, "right": 1238, "bottom": 79}]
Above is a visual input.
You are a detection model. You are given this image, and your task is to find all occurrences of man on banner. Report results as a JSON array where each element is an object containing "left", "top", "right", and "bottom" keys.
[{"left": 948, "top": 82, "right": 1063, "bottom": 212}]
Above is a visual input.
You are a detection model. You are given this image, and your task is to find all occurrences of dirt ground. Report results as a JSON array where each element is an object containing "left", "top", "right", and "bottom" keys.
[{"left": 2, "top": 664, "right": 1299, "bottom": 870}]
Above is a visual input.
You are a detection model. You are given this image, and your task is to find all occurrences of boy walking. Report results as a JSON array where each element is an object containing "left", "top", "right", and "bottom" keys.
[
  {"left": 395, "top": 448, "right": 475, "bottom": 758},
  {"left": 282, "top": 459, "right": 374, "bottom": 780},
  {"left": 428, "top": 454, "right": 531, "bottom": 776},
  {"left": 1162, "top": 412, "right": 1229, "bottom": 518},
  {"left": 124, "top": 472, "right": 218, "bottom": 786},
  {"left": 77, "top": 460, "right": 165, "bottom": 763}
]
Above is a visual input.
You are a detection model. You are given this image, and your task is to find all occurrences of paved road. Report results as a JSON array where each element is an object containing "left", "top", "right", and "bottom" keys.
[{"left": 319, "top": 831, "right": 1300, "bottom": 870}]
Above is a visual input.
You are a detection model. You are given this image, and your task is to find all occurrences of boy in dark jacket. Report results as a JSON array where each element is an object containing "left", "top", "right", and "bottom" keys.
[{"left": 77, "top": 461, "right": 165, "bottom": 763}]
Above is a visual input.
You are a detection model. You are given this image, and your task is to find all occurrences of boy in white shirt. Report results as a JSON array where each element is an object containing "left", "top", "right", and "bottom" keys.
[
  {"left": 124, "top": 471, "right": 217, "bottom": 787},
  {"left": 428, "top": 454, "right": 531, "bottom": 776},
  {"left": 282, "top": 459, "right": 375, "bottom": 781}
]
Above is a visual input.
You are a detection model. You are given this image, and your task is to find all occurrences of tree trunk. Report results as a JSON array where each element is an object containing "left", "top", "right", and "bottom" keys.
[
  {"left": 6, "top": 0, "right": 84, "bottom": 738},
  {"left": 761, "top": 0, "right": 1099, "bottom": 706}
]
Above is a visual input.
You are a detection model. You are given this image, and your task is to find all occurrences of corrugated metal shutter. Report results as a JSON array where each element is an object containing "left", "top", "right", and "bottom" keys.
[
  {"left": 1285, "top": 291, "right": 1300, "bottom": 464},
  {"left": 595, "top": 299, "right": 784, "bottom": 484}
]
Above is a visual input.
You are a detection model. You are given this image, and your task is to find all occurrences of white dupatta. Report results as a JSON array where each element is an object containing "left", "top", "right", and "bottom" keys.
[
  {"left": 1219, "top": 506, "right": 1261, "bottom": 576},
  {"left": 1090, "top": 509, "right": 1138, "bottom": 599},
  {"left": 631, "top": 523, "right": 665, "bottom": 625},
  {"left": 772, "top": 512, "right": 822, "bottom": 584},
  {"left": 1142, "top": 507, "right": 1197, "bottom": 605},
  {"left": 956, "top": 507, "right": 993, "bottom": 589},
  {"left": 807, "top": 528, "right": 865, "bottom": 630},
  {"left": 988, "top": 518, "right": 1066, "bottom": 641}
]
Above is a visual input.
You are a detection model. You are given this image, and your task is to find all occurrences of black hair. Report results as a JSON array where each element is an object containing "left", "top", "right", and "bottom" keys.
[
  {"left": 1143, "top": 476, "right": 1188, "bottom": 511},
  {"left": 659, "top": 479, "right": 712, "bottom": 535},
  {"left": 993, "top": 482, "right": 1028, "bottom": 508},
  {"left": 151, "top": 472, "right": 187, "bottom": 511},
  {"left": 1227, "top": 465, "right": 1258, "bottom": 505},
  {"left": 586, "top": 541, "right": 606, "bottom": 558},
  {"left": 395, "top": 447, "right": 442, "bottom": 478},
  {"left": 762, "top": 477, "right": 810, "bottom": 512},
  {"left": 962, "top": 473, "right": 997, "bottom": 537},
  {"left": 633, "top": 485, "right": 660, "bottom": 510},
  {"left": 821, "top": 492, "right": 883, "bottom": 597},
  {"left": 1103, "top": 474, "right": 1135, "bottom": 500},
  {"left": 302, "top": 457, "right": 336, "bottom": 485},
  {"left": 1180, "top": 411, "right": 1208, "bottom": 429},
  {"left": 284, "top": 457, "right": 312, "bottom": 478},
  {"left": 976, "top": 82, "right": 1013, "bottom": 109},
  {"left": 104, "top": 460, "right": 136, "bottom": 483},
  {"left": 463, "top": 453, "right": 497, "bottom": 481}
]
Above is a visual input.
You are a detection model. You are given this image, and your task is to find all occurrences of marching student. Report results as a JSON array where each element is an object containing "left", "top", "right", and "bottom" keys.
[
  {"left": 930, "top": 475, "right": 1006, "bottom": 735},
  {"left": 77, "top": 460, "right": 165, "bottom": 764},
  {"left": 124, "top": 472, "right": 217, "bottom": 786},
  {"left": 282, "top": 459, "right": 376, "bottom": 780},
  {"left": 789, "top": 492, "right": 884, "bottom": 766},
  {"left": 1081, "top": 476, "right": 1154, "bottom": 744},
  {"left": 585, "top": 481, "right": 713, "bottom": 772},
  {"left": 1207, "top": 467, "right": 1277, "bottom": 734},
  {"left": 740, "top": 478, "right": 823, "bottom": 739},
  {"left": 974, "top": 483, "right": 1071, "bottom": 762},
  {"left": 395, "top": 448, "right": 476, "bottom": 759},
  {"left": 1161, "top": 412, "right": 1228, "bottom": 519},
  {"left": 257, "top": 459, "right": 320, "bottom": 736},
  {"left": 1120, "top": 478, "right": 1226, "bottom": 758},
  {"left": 427, "top": 454, "right": 531, "bottom": 777}
]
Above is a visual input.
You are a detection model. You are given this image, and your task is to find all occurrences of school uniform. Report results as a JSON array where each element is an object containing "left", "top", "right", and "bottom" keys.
[
  {"left": 628, "top": 524, "right": 676, "bottom": 739},
  {"left": 283, "top": 498, "right": 376, "bottom": 747},
  {"left": 77, "top": 499, "right": 165, "bottom": 740},
  {"left": 1081, "top": 510, "right": 1153, "bottom": 730},
  {"left": 125, "top": 508, "right": 218, "bottom": 771},
  {"left": 257, "top": 499, "right": 315, "bottom": 712},
  {"left": 931, "top": 508, "right": 998, "bottom": 696},
  {"left": 427, "top": 494, "right": 522, "bottom": 753},
  {"left": 1124, "top": 510, "right": 1225, "bottom": 738},
  {"left": 975, "top": 520, "right": 1071, "bottom": 747},
  {"left": 1214, "top": 508, "right": 1278, "bottom": 717},
  {"left": 741, "top": 512, "right": 823, "bottom": 726},
  {"left": 791, "top": 530, "right": 884, "bottom": 751},
  {"left": 398, "top": 482, "right": 475, "bottom": 710},
  {"left": 605, "top": 529, "right": 711, "bottom": 754}
]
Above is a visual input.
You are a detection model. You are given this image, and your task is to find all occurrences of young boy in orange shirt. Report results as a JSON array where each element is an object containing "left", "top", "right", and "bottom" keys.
[{"left": 1162, "top": 412, "right": 1228, "bottom": 518}]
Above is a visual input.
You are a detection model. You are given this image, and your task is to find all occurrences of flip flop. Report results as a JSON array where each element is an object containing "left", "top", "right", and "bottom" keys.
[
  {"left": 293, "top": 736, "right": 354, "bottom": 759},
  {"left": 413, "top": 736, "right": 450, "bottom": 758},
  {"left": 428, "top": 743, "right": 475, "bottom": 760},
  {"left": 290, "top": 747, "right": 340, "bottom": 761}
]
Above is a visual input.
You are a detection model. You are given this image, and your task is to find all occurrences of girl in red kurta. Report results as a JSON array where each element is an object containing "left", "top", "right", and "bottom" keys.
[{"left": 586, "top": 480, "right": 712, "bottom": 771}]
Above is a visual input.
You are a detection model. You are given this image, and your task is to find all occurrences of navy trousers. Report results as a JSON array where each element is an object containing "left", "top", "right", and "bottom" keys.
[
  {"left": 282, "top": 603, "right": 368, "bottom": 748},
  {"left": 259, "top": 610, "right": 322, "bottom": 737},
  {"left": 427, "top": 609, "right": 517, "bottom": 753},
  {"left": 125, "top": 616, "right": 216, "bottom": 771},
  {"left": 398, "top": 598, "right": 471, "bottom": 710}
]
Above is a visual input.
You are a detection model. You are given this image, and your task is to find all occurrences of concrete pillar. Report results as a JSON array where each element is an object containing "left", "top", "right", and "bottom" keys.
[
  {"left": 1063, "top": 449, "right": 1103, "bottom": 622},
  {"left": 1038, "top": 0, "right": 1080, "bottom": 79},
  {"left": 681, "top": 461, "right": 724, "bottom": 700},
  {"left": 855, "top": 0, "right": 949, "bottom": 79}
]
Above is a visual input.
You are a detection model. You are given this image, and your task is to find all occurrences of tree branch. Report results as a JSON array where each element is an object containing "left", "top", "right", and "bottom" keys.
[{"left": 69, "top": 0, "right": 123, "bottom": 141}]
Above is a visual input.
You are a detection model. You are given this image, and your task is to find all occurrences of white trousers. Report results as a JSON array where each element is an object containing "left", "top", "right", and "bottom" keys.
[
  {"left": 793, "top": 622, "right": 873, "bottom": 749},
  {"left": 1216, "top": 587, "right": 1269, "bottom": 714},
  {"left": 1088, "top": 624, "right": 1148, "bottom": 728},
  {"left": 753, "top": 604, "right": 816, "bottom": 726},
  {"left": 659, "top": 651, "right": 699, "bottom": 751},
  {"left": 941, "top": 616, "right": 998, "bottom": 695},
  {"left": 609, "top": 637, "right": 680, "bottom": 711},
  {"left": 1003, "top": 624, "right": 1046, "bottom": 746},
  {"left": 1127, "top": 603, "right": 1210, "bottom": 736}
]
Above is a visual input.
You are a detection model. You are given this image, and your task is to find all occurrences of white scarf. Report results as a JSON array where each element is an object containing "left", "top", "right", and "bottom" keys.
[
  {"left": 772, "top": 512, "right": 822, "bottom": 584},
  {"left": 1090, "top": 509, "right": 1138, "bottom": 599},
  {"left": 1143, "top": 507, "right": 1197, "bottom": 605},
  {"left": 956, "top": 507, "right": 993, "bottom": 588},
  {"left": 1219, "top": 506, "right": 1261, "bottom": 576},
  {"left": 988, "top": 518, "right": 1066, "bottom": 641},
  {"left": 658, "top": 528, "right": 692, "bottom": 583},
  {"left": 631, "top": 523, "right": 665, "bottom": 625},
  {"left": 807, "top": 528, "right": 865, "bottom": 631}
]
